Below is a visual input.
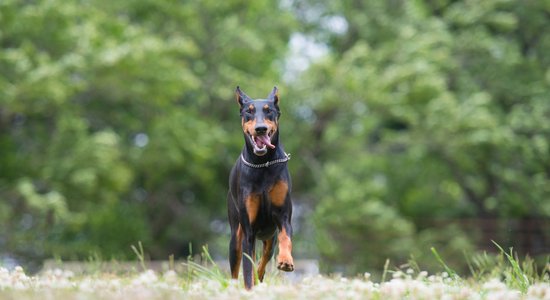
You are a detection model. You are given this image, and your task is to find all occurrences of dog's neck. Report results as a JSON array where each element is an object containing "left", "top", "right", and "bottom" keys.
[{"left": 242, "top": 130, "right": 284, "bottom": 165}]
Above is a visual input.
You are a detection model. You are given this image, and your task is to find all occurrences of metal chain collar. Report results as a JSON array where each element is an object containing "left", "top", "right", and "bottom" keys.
[{"left": 240, "top": 152, "right": 291, "bottom": 168}]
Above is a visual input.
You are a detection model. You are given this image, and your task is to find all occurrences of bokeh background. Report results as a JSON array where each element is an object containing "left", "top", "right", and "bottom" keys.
[{"left": 1, "top": 0, "right": 549, "bottom": 274}]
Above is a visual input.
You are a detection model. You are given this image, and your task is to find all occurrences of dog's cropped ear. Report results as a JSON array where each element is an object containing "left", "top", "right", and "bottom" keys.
[
  {"left": 268, "top": 86, "right": 279, "bottom": 106},
  {"left": 236, "top": 86, "right": 251, "bottom": 108}
]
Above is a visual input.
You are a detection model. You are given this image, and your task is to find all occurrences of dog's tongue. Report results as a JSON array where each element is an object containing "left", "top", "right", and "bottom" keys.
[{"left": 256, "top": 135, "right": 275, "bottom": 149}]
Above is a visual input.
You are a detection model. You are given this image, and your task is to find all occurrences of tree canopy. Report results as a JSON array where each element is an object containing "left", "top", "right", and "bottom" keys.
[{"left": 1, "top": 0, "right": 549, "bottom": 274}]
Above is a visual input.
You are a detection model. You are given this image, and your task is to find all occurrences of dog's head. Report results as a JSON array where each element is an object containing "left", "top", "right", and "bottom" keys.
[{"left": 236, "top": 86, "right": 281, "bottom": 156}]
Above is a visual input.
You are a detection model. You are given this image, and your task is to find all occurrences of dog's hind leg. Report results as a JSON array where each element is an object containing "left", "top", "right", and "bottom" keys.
[
  {"left": 228, "top": 191, "right": 243, "bottom": 279},
  {"left": 229, "top": 224, "right": 243, "bottom": 279},
  {"left": 257, "top": 235, "right": 276, "bottom": 282}
]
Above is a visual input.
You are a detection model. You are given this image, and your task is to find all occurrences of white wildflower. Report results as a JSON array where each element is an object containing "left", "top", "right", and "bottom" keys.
[
  {"left": 527, "top": 283, "right": 550, "bottom": 300},
  {"left": 482, "top": 278, "right": 508, "bottom": 292},
  {"left": 392, "top": 271, "right": 404, "bottom": 279},
  {"left": 380, "top": 278, "right": 408, "bottom": 298},
  {"left": 162, "top": 270, "right": 179, "bottom": 285},
  {"left": 417, "top": 271, "right": 428, "bottom": 279},
  {"left": 486, "top": 289, "right": 521, "bottom": 300},
  {"left": 363, "top": 272, "right": 371, "bottom": 281},
  {"left": 131, "top": 269, "right": 158, "bottom": 285}
]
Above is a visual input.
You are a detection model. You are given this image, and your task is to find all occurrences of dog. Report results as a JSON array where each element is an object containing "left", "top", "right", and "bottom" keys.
[{"left": 227, "top": 86, "right": 294, "bottom": 289}]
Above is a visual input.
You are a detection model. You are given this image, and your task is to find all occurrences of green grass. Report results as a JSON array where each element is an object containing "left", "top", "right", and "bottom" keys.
[
  {"left": 0, "top": 243, "right": 548, "bottom": 300},
  {"left": 431, "top": 247, "right": 461, "bottom": 281},
  {"left": 130, "top": 241, "right": 147, "bottom": 272},
  {"left": 182, "top": 245, "right": 230, "bottom": 288}
]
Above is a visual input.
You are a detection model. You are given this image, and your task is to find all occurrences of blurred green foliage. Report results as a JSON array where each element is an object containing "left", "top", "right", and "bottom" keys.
[
  {"left": 291, "top": 0, "right": 550, "bottom": 273},
  {"left": 1, "top": 0, "right": 549, "bottom": 274},
  {"left": 0, "top": 0, "right": 295, "bottom": 263}
]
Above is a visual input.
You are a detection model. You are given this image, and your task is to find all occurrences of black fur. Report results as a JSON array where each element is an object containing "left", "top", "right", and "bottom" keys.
[{"left": 227, "top": 86, "right": 294, "bottom": 289}]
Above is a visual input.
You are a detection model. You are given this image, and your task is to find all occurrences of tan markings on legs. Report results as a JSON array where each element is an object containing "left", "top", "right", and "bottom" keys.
[
  {"left": 252, "top": 246, "right": 257, "bottom": 284},
  {"left": 244, "top": 194, "right": 259, "bottom": 287},
  {"left": 231, "top": 224, "right": 243, "bottom": 279},
  {"left": 257, "top": 239, "right": 274, "bottom": 282},
  {"left": 268, "top": 180, "right": 288, "bottom": 207},
  {"left": 245, "top": 194, "right": 260, "bottom": 224},
  {"left": 251, "top": 239, "right": 260, "bottom": 284},
  {"left": 276, "top": 227, "right": 294, "bottom": 272}
]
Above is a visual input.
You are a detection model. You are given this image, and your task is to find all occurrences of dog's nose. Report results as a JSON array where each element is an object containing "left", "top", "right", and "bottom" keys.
[{"left": 255, "top": 125, "right": 268, "bottom": 135}]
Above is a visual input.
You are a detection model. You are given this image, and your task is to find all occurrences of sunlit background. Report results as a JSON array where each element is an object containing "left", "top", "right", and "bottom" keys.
[{"left": 1, "top": 0, "right": 549, "bottom": 275}]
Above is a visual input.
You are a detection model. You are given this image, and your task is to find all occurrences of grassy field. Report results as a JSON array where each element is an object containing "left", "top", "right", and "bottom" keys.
[
  {"left": 1, "top": 247, "right": 549, "bottom": 300},
  {"left": 0, "top": 266, "right": 549, "bottom": 300}
]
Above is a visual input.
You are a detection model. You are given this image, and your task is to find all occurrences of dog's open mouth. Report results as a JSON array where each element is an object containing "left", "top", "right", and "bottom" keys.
[{"left": 248, "top": 133, "right": 275, "bottom": 156}]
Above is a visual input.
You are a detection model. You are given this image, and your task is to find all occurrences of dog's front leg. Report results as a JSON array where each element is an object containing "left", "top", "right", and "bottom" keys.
[
  {"left": 275, "top": 213, "right": 294, "bottom": 272},
  {"left": 269, "top": 181, "right": 295, "bottom": 272},
  {"left": 241, "top": 228, "right": 256, "bottom": 289}
]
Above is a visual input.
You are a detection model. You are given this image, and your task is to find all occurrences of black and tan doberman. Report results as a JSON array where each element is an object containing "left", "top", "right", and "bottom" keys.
[{"left": 227, "top": 86, "right": 294, "bottom": 289}]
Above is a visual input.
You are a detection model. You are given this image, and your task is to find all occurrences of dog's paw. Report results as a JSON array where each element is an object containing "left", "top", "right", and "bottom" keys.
[{"left": 276, "top": 255, "right": 294, "bottom": 272}]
